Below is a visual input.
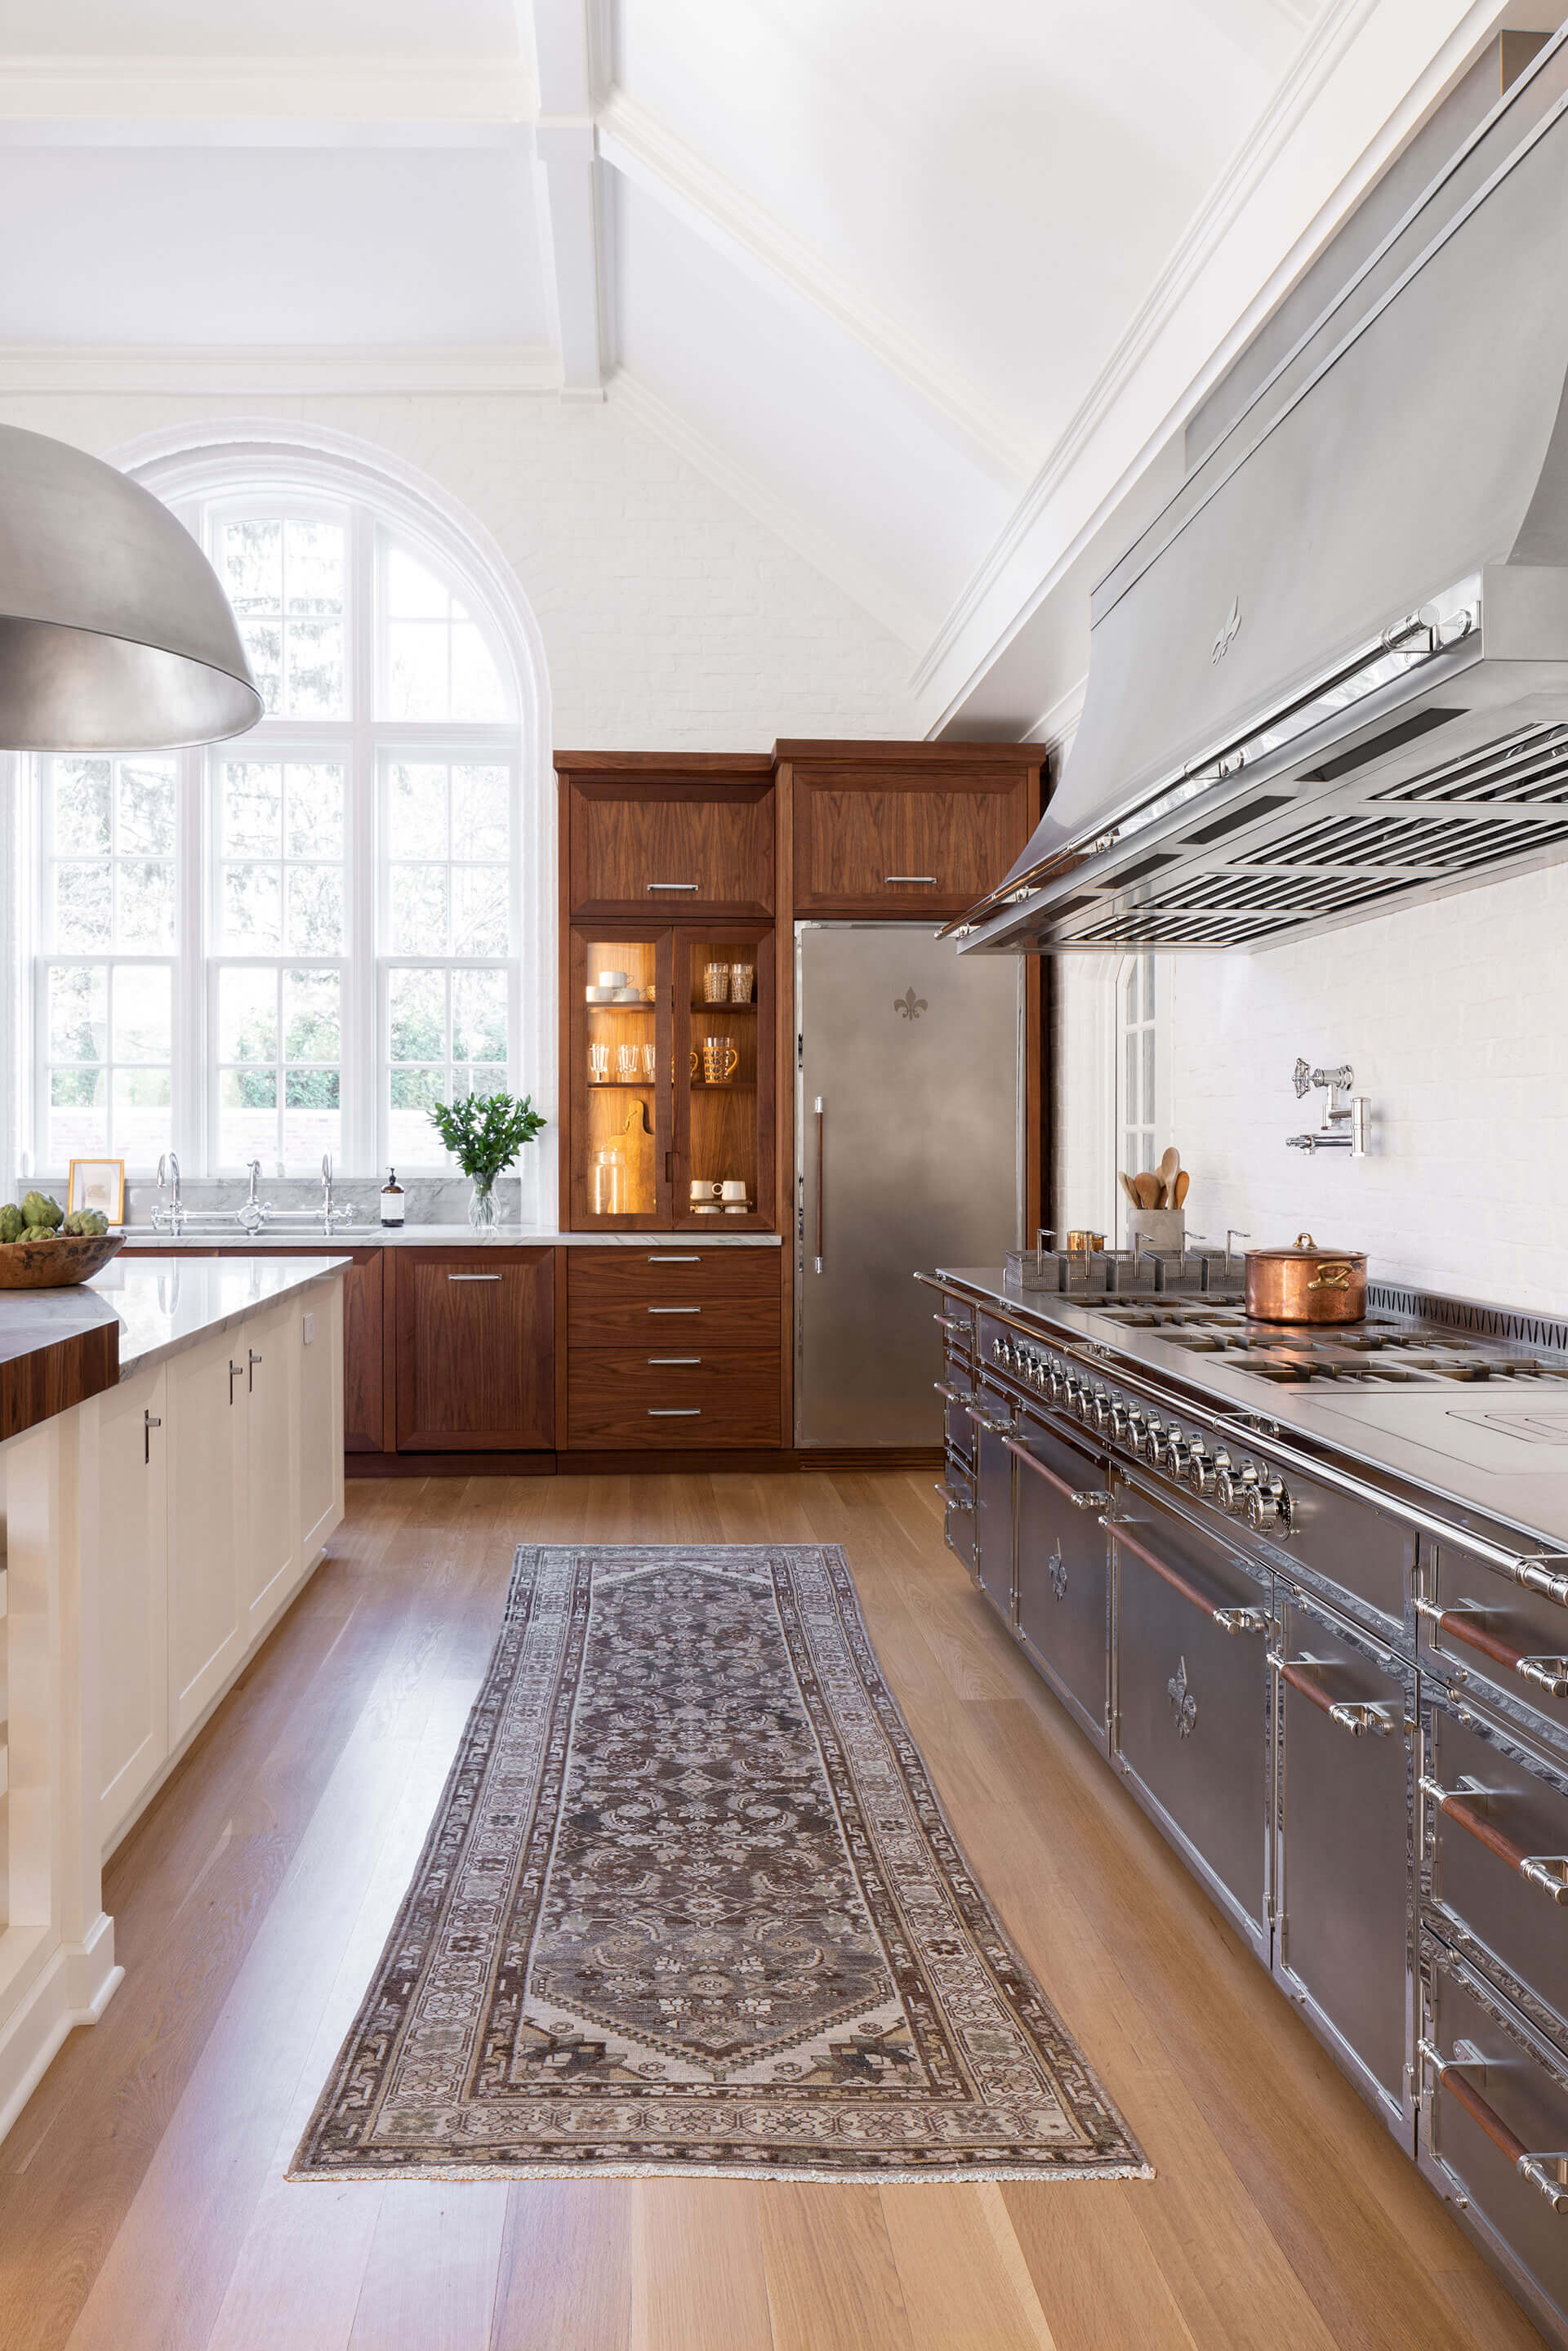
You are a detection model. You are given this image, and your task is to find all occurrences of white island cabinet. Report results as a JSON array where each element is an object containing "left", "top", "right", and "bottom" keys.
[{"left": 0, "top": 1254, "right": 345, "bottom": 2147}]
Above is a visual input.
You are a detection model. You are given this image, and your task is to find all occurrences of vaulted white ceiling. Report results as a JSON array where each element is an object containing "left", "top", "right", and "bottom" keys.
[{"left": 0, "top": 0, "right": 1534, "bottom": 720}]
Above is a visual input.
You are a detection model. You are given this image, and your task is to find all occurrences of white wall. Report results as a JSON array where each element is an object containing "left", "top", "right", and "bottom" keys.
[
  {"left": 1052, "top": 859, "right": 1568, "bottom": 1316},
  {"left": 0, "top": 390, "right": 920, "bottom": 749}
]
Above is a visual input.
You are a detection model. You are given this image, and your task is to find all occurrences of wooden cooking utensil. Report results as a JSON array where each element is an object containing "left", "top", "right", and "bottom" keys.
[
  {"left": 1132, "top": 1171, "right": 1162, "bottom": 1209},
  {"left": 1157, "top": 1146, "right": 1181, "bottom": 1197},
  {"left": 1174, "top": 1169, "right": 1190, "bottom": 1208},
  {"left": 1118, "top": 1172, "right": 1139, "bottom": 1207}
]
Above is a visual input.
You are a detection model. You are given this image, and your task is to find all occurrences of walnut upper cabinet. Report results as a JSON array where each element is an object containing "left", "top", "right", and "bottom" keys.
[
  {"left": 782, "top": 744, "right": 1040, "bottom": 919},
  {"left": 560, "top": 755, "right": 776, "bottom": 919}
]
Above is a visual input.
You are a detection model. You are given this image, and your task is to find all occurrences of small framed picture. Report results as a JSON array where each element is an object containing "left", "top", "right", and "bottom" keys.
[{"left": 68, "top": 1157, "right": 126, "bottom": 1225}]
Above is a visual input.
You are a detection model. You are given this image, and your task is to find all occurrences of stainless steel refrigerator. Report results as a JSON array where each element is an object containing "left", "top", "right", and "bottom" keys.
[{"left": 794, "top": 922, "right": 1023, "bottom": 1448}]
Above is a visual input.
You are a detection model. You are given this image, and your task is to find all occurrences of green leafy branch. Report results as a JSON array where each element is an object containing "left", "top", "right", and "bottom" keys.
[{"left": 428, "top": 1089, "right": 546, "bottom": 1187}]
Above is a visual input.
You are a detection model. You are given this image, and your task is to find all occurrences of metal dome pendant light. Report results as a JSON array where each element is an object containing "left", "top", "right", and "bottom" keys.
[{"left": 0, "top": 425, "right": 261, "bottom": 750}]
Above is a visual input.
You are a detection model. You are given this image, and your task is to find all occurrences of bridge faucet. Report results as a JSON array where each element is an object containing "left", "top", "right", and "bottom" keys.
[
  {"left": 154, "top": 1151, "right": 186, "bottom": 1236},
  {"left": 236, "top": 1157, "right": 271, "bottom": 1236},
  {"left": 319, "top": 1151, "right": 355, "bottom": 1235}
]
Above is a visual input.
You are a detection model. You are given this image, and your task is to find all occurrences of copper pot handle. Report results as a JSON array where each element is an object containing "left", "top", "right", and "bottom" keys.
[
  {"left": 1308, "top": 1262, "right": 1354, "bottom": 1292},
  {"left": 1295, "top": 1231, "right": 1315, "bottom": 1248}
]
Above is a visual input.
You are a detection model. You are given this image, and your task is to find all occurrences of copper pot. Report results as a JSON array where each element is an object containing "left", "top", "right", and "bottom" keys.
[{"left": 1245, "top": 1231, "right": 1366, "bottom": 1325}]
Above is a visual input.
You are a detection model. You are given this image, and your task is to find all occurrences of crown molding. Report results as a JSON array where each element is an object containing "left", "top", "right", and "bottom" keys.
[
  {"left": 910, "top": 0, "right": 1502, "bottom": 728},
  {"left": 0, "top": 344, "right": 563, "bottom": 395},
  {"left": 613, "top": 370, "right": 934, "bottom": 656},
  {"left": 597, "top": 91, "right": 1031, "bottom": 491},
  {"left": 0, "top": 55, "right": 533, "bottom": 140}
]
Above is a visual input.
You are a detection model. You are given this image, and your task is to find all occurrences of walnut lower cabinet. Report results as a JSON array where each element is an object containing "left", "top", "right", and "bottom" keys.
[
  {"left": 564, "top": 1246, "right": 782, "bottom": 1449},
  {"left": 394, "top": 1247, "right": 555, "bottom": 1451}
]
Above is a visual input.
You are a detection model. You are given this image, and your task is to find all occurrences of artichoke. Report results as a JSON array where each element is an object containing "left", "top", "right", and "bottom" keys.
[
  {"left": 62, "top": 1208, "right": 108, "bottom": 1237},
  {"left": 22, "top": 1223, "right": 55, "bottom": 1241},
  {"left": 0, "top": 1205, "right": 24, "bottom": 1244},
  {"left": 21, "top": 1190, "right": 62, "bottom": 1231}
]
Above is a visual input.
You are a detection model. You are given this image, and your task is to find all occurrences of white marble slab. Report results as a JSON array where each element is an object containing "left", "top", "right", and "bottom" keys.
[
  {"left": 114, "top": 1223, "right": 782, "bottom": 1249},
  {"left": 85, "top": 1253, "right": 350, "bottom": 1380}
]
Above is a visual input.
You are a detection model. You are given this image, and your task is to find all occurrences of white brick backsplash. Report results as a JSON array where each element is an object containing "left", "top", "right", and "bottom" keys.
[{"left": 1054, "top": 862, "right": 1568, "bottom": 1317}]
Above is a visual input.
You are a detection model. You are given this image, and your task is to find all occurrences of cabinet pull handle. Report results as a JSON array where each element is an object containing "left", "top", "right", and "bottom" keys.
[
  {"left": 249, "top": 1347, "right": 262, "bottom": 1391},
  {"left": 229, "top": 1359, "right": 243, "bottom": 1404},
  {"left": 648, "top": 1306, "right": 700, "bottom": 1315},
  {"left": 448, "top": 1273, "right": 502, "bottom": 1283},
  {"left": 144, "top": 1407, "right": 161, "bottom": 1464},
  {"left": 814, "top": 1096, "right": 825, "bottom": 1274},
  {"left": 933, "top": 1312, "right": 969, "bottom": 1335},
  {"left": 648, "top": 1356, "right": 702, "bottom": 1365},
  {"left": 1003, "top": 1435, "right": 1107, "bottom": 1511},
  {"left": 1268, "top": 1652, "right": 1397, "bottom": 1736},
  {"left": 933, "top": 1380, "right": 972, "bottom": 1405},
  {"left": 1415, "top": 1598, "right": 1568, "bottom": 1697},
  {"left": 648, "top": 1407, "right": 702, "bottom": 1416},
  {"left": 1105, "top": 1517, "right": 1266, "bottom": 1636},
  {"left": 648, "top": 1254, "right": 701, "bottom": 1262},
  {"left": 1420, "top": 1774, "right": 1568, "bottom": 1901},
  {"left": 1419, "top": 2039, "right": 1568, "bottom": 2209},
  {"left": 884, "top": 875, "right": 937, "bottom": 885},
  {"left": 646, "top": 881, "right": 698, "bottom": 893}
]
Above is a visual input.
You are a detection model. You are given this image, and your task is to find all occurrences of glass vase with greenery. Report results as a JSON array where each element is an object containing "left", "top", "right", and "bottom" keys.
[{"left": 427, "top": 1089, "right": 547, "bottom": 1231}]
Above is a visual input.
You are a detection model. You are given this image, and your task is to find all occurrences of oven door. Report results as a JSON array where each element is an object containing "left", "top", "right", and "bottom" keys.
[
  {"left": 1423, "top": 1683, "right": 1568, "bottom": 2058},
  {"left": 936, "top": 1458, "right": 977, "bottom": 1579},
  {"left": 964, "top": 1382, "right": 1016, "bottom": 1625},
  {"left": 1009, "top": 1411, "right": 1111, "bottom": 1748},
  {"left": 1109, "top": 1469, "right": 1273, "bottom": 1960},
  {"left": 1273, "top": 1582, "right": 1414, "bottom": 2134},
  {"left": 1424, "top": 1538, "right": 1568, "bottom": 1762},
  {"left": 1420, "top": 1932, "right": 1568, "bottom": 2349}
]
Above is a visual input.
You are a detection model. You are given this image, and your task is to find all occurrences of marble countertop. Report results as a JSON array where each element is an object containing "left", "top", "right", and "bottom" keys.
[
  {"left": 117, "top": 1223, "right": 782, "bottom": 1249},
  {"left": 90, "top": 1252, "right": 349, "bottom": 1380}
]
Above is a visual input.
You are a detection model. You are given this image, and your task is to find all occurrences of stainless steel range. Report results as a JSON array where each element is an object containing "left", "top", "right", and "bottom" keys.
[{"left": 924, "top": 1258, "right": 1568, "bottom": 2351}]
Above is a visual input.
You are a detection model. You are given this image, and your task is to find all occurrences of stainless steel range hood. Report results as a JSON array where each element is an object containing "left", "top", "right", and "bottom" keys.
[{"left": 960, "top": 28, "right": 1568, "bottom": 955}]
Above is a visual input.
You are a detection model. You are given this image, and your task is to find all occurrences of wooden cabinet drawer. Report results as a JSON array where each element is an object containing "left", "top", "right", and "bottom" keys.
[
  {"left": 568, "top": 779, "right": 774, "bottom": 916},
  {"left": 568, "top": 1347, "right": 781, "bottom": 1447},
  {"left": 791, "top": 763, "right": 1033, "bottom": 916},
  {"left": 394, "top": 1247, "right": 555, "bottom": 1451},
  {"left": 568, "top": 1246, "right": 781, "bottom": 1344}
]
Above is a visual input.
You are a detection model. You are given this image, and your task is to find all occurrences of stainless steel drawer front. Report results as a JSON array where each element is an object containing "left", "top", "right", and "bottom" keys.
[
  {"left": 1109, "top": 1476, "right": 1272, "bottom": 1954},
  {"left": 971, "top": 1382, "right": 1017, "bottom": 1621},
  {"left": 1423, "top": 1690, "right": 1568, "bottom": 2055},
  {"left": 1273, "top": 1584, "right": 1413, "bottom": 2122},
  {"left": 1421, "top": 1936, "right": 1568, "bottom": 2344},
  {"left": 1009, "top": 1415, "right": 1111, "bottom": 1748},
  {"left": 1424, "top": 1541, "right": 1568, "bottom": 1757}
]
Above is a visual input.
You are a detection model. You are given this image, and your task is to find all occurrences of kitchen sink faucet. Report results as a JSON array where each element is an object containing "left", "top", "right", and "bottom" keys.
[{"left": 153, "top": 1151, "right": 186, "bottom": 1236}]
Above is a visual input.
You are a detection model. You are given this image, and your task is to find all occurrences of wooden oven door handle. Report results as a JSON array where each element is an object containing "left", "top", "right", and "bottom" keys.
[
  {"left": 1419, "top": 2039, "right": 1568, "bottom": 2211},
  {"left": 1267, "top": 1653, "right": 1399, "bottom": 1737},
  {"left": 1104, "top": 1516, "right": 1267, "bottom": 1636},
  {"left": 1417, "top": 1600, "right": 1568, "bottom": 1699},
  {"left": 1420, "top": 1774, "right": 1568, "bottom": 1904},
  {"left": 1003, "top": 1436, "right": 1107, "bottom": 1512}
]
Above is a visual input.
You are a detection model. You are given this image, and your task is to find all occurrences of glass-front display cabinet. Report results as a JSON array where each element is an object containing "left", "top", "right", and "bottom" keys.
[{"left": 565, "top": 924, "right": 773, "bottom": 1230}]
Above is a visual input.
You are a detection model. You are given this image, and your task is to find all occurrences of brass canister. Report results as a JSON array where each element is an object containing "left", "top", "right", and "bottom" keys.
[{"left": 1245, "top": 1231, "right": 1367, "bottom": 1325}]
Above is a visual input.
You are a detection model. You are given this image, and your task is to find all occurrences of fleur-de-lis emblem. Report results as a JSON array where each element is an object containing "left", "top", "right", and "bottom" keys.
[
  {"left": 1048, "top": 1540, "right": 1067, "bottom": 1601},
  {"left": 1210, "top": 595, "right": 1242, "bottom": 665},
  {"left": 1167, "top": 1655, "right": 1197, "bottom": 1736},
  {"left": 893, "top": 987, "right": 928, "bottom": 1022}
]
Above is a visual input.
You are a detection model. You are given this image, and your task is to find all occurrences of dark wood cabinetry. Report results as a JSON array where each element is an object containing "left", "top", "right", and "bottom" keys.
[
  {"left": 781, "top": 741, "right": 1038, "bottom": 919},
  {"left": 559, "top": 755, "right": 775, "bottom": 919},
  {"left": 563, "top": 1248, "right": 781, "bottom": 1449},
  {"left": 393, "top": 1246, "right": 555, "bottom": 1451}
]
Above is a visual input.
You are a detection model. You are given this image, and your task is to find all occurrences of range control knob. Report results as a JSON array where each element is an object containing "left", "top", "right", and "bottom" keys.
[
  {"left": 1047, "top": 1361, "right": 1067, "bottom": 1402},
  {"left": 1245, "top": 1475, "right": 1292, "bottom": 1535},
  {"left": 1075, "top": 1384, "right": 1098, "bottom": 1427},
  {"left": 1092, "top": 1391, "right": 1115, "bottom": 1434},
  {"left": 1140, "top": 1416, "right": 1165, "bottom": 1464},
  {"left": 1108, "top": 1398, "right": 1129, "bottom": 1440},
  {"left": 1165, "top": 1430, "right": 1191, "bottom": 1476},
  {"left": 1187, "top": 1445, "right": 1229, "bottom": 1499},
  {"left": 1214, "top": 1459, "right": 1257, "bottom": 1515}
]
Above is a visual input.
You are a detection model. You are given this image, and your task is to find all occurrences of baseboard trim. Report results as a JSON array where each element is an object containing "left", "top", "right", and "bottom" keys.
[{"left": 346, "top": 1447, "right": 943, "bottom": 1478}]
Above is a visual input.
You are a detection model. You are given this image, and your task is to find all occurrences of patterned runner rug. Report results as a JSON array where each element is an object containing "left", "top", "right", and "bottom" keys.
[{"left": 292, "top": 1544, "right": 1149, "bottom": 2184}]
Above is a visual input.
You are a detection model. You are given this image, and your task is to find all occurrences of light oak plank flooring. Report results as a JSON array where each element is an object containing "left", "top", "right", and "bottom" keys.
[{"left": 0, "top": 1471, "right": 1541, "bottom": 2351}]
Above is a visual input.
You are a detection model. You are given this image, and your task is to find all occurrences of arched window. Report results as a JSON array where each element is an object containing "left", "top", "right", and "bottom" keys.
[{"left": 27, "top": 444, "right": 548, "bottom": 1191}]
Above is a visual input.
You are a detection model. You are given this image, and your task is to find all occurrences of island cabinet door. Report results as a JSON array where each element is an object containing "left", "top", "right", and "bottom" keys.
[
  {"left": 238, "top": 1299, "right": 301, "bottom": 1643},
  {"left": 93, "top": 1364, "right": 169, "bottom": 1852},
  {"left": 394, "top": 1248, "right": 555, "bottom": 1450},
  {"left": 166, "top": 1336, "right": 247, "bottom": 1745}
]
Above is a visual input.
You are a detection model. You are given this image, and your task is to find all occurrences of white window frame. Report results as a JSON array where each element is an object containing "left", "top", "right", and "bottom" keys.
[{"left": 21, "top": 484, "right": 526, "bottom": 1183}]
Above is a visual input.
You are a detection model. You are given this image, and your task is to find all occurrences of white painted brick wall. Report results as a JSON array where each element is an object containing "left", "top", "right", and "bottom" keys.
[
  {"left": 1054, "top": 861, "right": 1568, "bottom": 1316},
  {"left": 0, "top": 390, "right": 921, "bottom": 746}
]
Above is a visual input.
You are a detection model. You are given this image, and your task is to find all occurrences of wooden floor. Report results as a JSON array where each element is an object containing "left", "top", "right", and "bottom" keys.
[{"left": 0, "top": 1472, "right": 1545, "bottom": 2351}]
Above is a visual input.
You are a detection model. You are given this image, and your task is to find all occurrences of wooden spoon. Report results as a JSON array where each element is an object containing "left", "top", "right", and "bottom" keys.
[
  {"left": 1132, "top": 1171, "right": 1162, "bottom": 1209},
  {"left": 1174, "top": 1169, "right": 1190, "bottom": 1208},
  {"left": 1157, "top": 1146, "right": 1181, "bottom": 1199},
  {"left": 1118, "top": 1172, "right": 1139, "bottom": 1208}
]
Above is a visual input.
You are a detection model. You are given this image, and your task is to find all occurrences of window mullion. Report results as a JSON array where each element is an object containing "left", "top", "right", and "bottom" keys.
[
  {"left": 350, "top": 505, "right": 378, "bottom": 1175},
  {"left": 180, "top": 741, "right": 207, "bottom": 1173}
]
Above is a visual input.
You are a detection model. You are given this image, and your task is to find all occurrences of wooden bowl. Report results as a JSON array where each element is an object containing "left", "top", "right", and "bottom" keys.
[{"left": 0, "top": 1232, "right": 125, "bottom": 1288}]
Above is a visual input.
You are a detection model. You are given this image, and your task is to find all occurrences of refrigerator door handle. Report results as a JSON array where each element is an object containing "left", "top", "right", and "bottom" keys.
[{"left": 814, "top": 1096, "right": 824, "bottom": 1272}]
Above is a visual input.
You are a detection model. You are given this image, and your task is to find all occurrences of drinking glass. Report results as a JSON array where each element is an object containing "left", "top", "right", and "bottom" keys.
[
  {"left": 589, "top": 1042, "right": 610, "bottom": 1084},
  {"left": 702, "top": 1035, "right": 740, "bottom": 1084},
  {"left": 729, "top": 963, "right": 755, "bottom": 1004},
  {"left": 617, "top": 1044, "right": 642, "bottom": 1084},
  {"left": 641, "top": 1043, "right": 656, "bottom": 1080},
  {"left": 702, "top": 962, "right": 730, "bottom": 1004}
]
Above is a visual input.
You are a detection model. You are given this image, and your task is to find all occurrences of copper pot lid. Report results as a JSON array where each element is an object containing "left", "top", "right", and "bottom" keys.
[{"left": 1247, "top": 1230, "right": 1366, "bottom": 1266}]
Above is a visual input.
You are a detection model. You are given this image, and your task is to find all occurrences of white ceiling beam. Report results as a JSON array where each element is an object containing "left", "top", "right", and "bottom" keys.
[
  {"left": 595, "top": 91, "right": 1032, "bottom": 491},
  {"left": 524, "top": 1, "right": 612, "bottom": 399},
  {"left": 0, "top": 57, "right": 533, "bottom": 141}
]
